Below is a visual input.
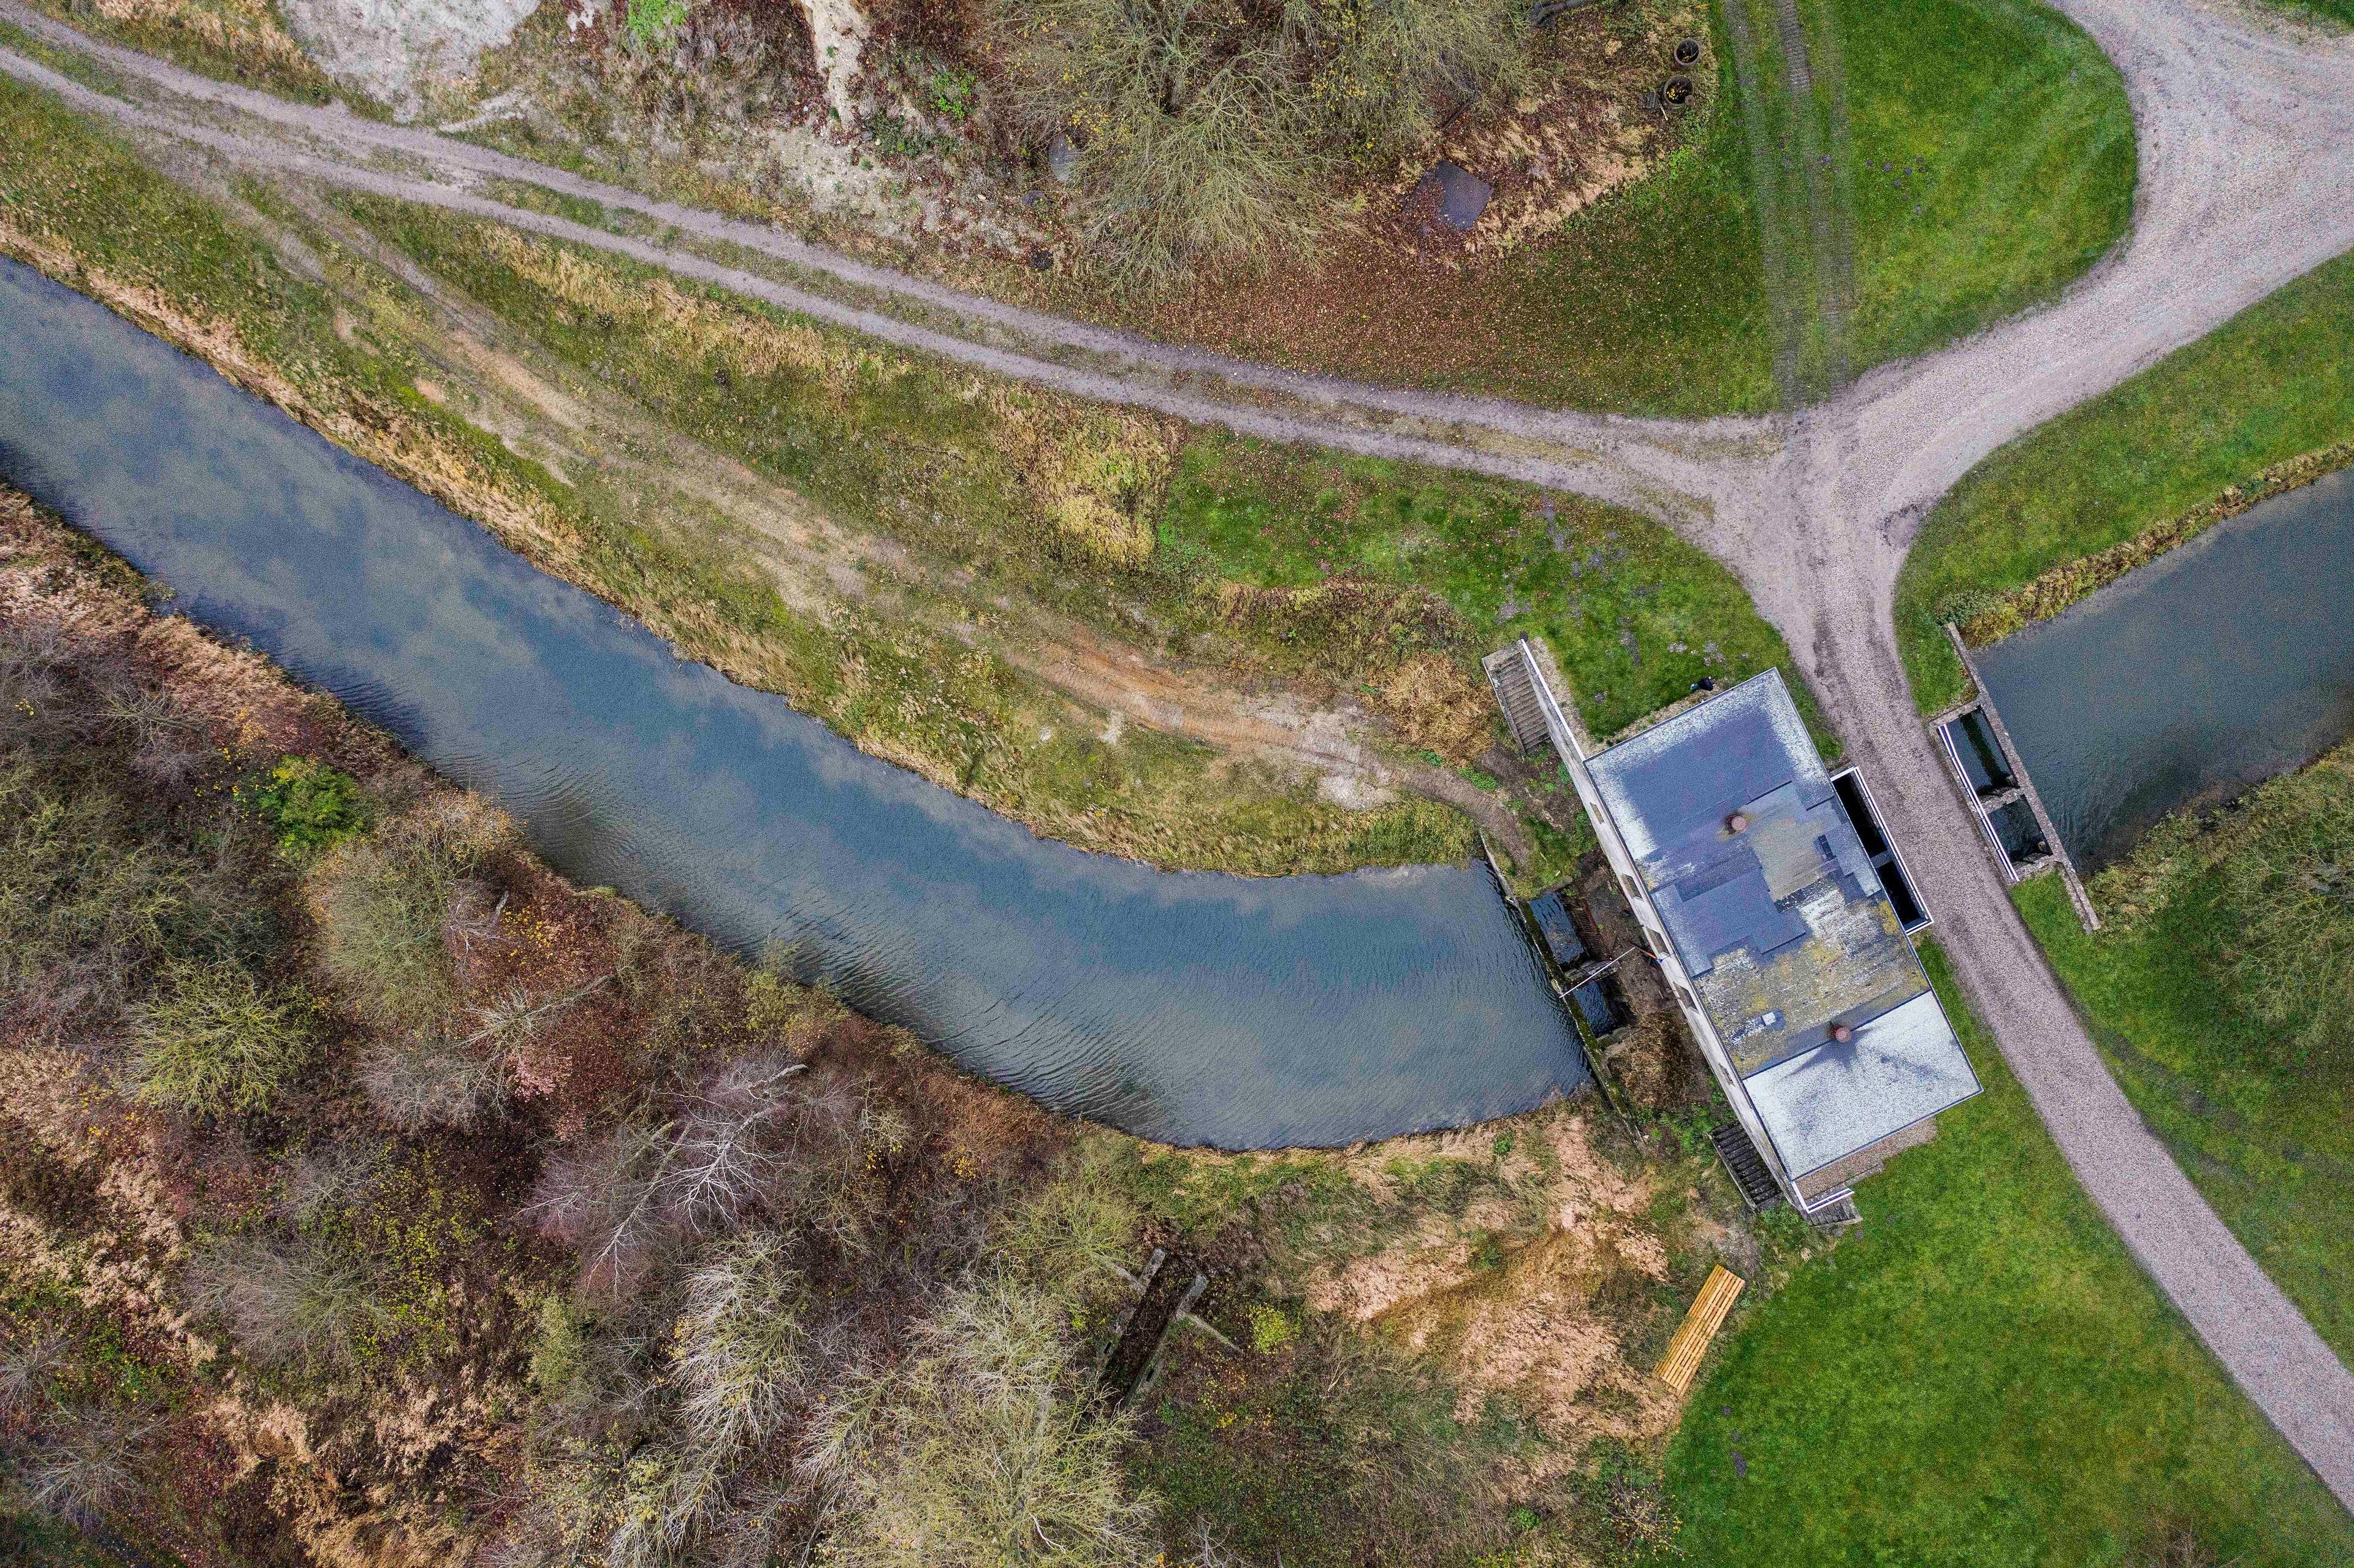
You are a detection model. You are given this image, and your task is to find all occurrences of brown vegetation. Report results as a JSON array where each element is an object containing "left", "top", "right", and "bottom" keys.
[{"left": 0, "top": 489, "right": 1773, "bottom": 1567}]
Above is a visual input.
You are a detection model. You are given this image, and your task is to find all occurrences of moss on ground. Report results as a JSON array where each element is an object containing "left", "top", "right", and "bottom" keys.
[
  {"left": 1663, "top": 940, "right": 2354, "bottom": 1567},
  {"left": 1897, "top": 244, "right": 2354, "bottom": 713}
]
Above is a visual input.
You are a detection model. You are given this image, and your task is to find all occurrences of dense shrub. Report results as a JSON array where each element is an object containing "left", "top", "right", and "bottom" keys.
[
  {"left": 129, "top": 958, "right": 317, "bottom": 1117},
  {"left": 807, "top": 1274, "right": 1160, "bottom": 1567},
  {"left": 0, "top": 612, "right": 278, "bottom": 1039},
  {"left": 989, "top": 0, "right": 1525, "bottom": 287},
  {"left": 245, "top": 755, "right": 369, "bottom": 855},
  {"left": 308, "top": 797, "right": 503, "bottom": 1030}
]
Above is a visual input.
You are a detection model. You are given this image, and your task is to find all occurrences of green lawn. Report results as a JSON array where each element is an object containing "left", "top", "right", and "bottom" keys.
[
  {"left": 1838, "top": 0, "right": 2136, "bottom": 367},
  {"left": 2017, "top": 737, "right": 2354, "bottom": 1366},
  {"left": 1663, "top": 942, "right": 2354, "bottom": 1567},
  {"left": 1161, "top": 437, "right": 1824, "bottom": 746},
  {"left": 1896, "top": 245, "right": 2354, "bottom": 712},
  {"left": 2264, "top": 0, "right": 2354, "bottom": 25}
]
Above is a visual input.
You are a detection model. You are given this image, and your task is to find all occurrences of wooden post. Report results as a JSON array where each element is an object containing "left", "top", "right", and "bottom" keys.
[{"left": 1655, "top": 1264, "right": 1746, "bottom": 1395}]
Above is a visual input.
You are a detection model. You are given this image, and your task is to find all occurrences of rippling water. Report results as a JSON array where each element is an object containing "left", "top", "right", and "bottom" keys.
[
  {"left": 1975, "top": 469, "right": 2354, "bottom": 870},
  {"left": 0, "top": 256, "right": 1586, "bottom": 1148}
]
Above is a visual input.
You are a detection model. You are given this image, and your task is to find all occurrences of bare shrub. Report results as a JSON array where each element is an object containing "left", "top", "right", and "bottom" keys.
[
  {"left": 991, "top": 0, "right": 1526, "bottom": 287},
  {"left": 807, "top": 1274, "right": 1159, "bottom": 1567},
  {"left": 673, "top": 1235, "right": 810, "bottom": 1454},
  {"left": 130, "top": 957, "right": 316, "bottom": 1117},
  {"left": 0, "top": 1330, "right": 67, "bottom": 1430},
  {"left": 187, "top": 1230, "right": 392, "bottom": 1372},
  {"left": 989, "top": 1140, "right": 1142, "bottom": 1287},
  {"left": 526, "top": 1119, "right": 679, "bottom": 1295},
  {"left": 13, "top": 1407, "right": 154, "bottom": 1526},
  {"left": 359, "top": 1033, "right": 509, "bottom": 1132},
  {"left": 0, "top": 764, "right": 201, "bottom": 1032}
]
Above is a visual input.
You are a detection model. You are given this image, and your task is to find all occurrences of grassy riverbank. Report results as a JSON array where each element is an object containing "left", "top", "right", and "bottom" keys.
[
  {"left": 0, "top": 68, "right": 1830, "bottom": 880},
  {"left": 1897, "top": 245, "right": 2354, "bottom": 713},
  {"left": 1663, "top": 942, "right": 2354, "bottom": 1567},
  {"left": 0, "top": 70, "right": 1470, "bottom": 877},
  {"left": 2019, "top": 737, "right": 2354, "bottom": 1365},
  {"left": 1835, "top": 0, "right": 2133, "bottom": 369}
]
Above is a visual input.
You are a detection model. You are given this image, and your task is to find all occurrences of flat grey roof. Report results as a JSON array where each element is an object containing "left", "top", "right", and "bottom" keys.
[
  {"left": 1585, "top": 669, "right": 1979, "bottom": 1175},
  {"left": 1744, "top": 991, "right": 1979, "bottom": 1176}
]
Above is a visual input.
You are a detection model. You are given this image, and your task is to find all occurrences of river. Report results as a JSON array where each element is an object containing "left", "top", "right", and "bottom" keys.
[
  {"left": 0, "top": 254, "right": 1586, "bottom": 1149},
  {"left": 1975, "top": 468, "right": 2354, "bottom": 870}
]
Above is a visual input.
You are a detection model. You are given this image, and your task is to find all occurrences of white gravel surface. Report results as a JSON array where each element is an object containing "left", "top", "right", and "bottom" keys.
[{"left": 4, "top": 0, "right": 2353, "bottom": 1505}]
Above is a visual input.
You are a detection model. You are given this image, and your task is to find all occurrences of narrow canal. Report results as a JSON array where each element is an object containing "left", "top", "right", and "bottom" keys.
[
  {"left": 1974, "top": 469, "right": 2354, "bottom": 870},
  {"left": 0, "top": 256, "right": 1586, "bottom": 1149}
]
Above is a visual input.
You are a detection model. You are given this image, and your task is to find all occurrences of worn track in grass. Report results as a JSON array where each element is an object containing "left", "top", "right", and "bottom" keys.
[{"left": 4, "top": 0, "right": 2354, "bottom": 1507}]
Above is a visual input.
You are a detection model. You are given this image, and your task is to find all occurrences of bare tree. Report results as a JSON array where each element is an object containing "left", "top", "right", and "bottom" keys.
[
  {"left": 525, "top": 1120, "right": 677, "bottom": 1295},
  {"left": 663, "top": 1060, "right": 807, "bottom": 1236},
  {"left": 673, "top": 1234, "right": 810, "bottom": 1455}
]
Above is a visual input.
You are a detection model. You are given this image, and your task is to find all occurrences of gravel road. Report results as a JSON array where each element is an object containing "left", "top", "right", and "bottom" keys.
[{"left": 4, "top": 0, "right": 2354, "bottom": 1506}]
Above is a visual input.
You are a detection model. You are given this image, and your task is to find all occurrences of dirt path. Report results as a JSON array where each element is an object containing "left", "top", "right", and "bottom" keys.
[{"left": 6, "top": 0, "right": 2354, "bottom": 1505}]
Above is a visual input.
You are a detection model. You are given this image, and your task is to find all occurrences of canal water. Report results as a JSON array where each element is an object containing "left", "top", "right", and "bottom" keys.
[
  {"left": 0, "top": 256, "right": 1585, "bottom": 1149},
  {"left": 1975, "top": 468, "right": 2354, "bottom": 870}
]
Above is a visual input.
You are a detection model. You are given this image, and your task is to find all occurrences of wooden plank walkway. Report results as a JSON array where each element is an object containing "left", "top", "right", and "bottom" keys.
[{"left": 1655, "top": 1264, "right": 1746, "bottom": 1395}]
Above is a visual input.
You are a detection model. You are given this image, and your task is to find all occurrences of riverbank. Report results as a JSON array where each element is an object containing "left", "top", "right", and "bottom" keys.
[
  {"left": 1897, "top": 242, "right": 2354, "bottom": 714},
  {"left": 0, "top": 480, "right": 1762, "bottom": 1566},
  {"left": 0, "top": 67, "right": 1835, "bottom": 885},
  {"left": 2019, "top": 733, "right": 2354, "bottom": 1367}
]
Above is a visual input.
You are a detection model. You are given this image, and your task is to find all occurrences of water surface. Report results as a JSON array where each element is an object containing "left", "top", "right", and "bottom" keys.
[
  {"left": 1976, "top": 471, "right": 2354, "bottom": 869},
  {"left": 0, "top": 256, "right": 1585, "bottom": 1148}
]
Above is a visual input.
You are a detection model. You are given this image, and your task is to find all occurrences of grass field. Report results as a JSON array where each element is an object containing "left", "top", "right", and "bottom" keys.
[
  {"left": 1161, "top": 438, "right": 1824, "bottom": 746},
  {"left": 1663, "top": 942, "right": 2354, "bottom": 1567},
  {"left": 2017, "top": 736, "right": 2354, "bottom": 1367},
  {"left": 1837, "top": 0, "right": 2135, "bottom": 368},
  {"left": 1896, "top": 244, "right": 2354, "bottom": 712}
]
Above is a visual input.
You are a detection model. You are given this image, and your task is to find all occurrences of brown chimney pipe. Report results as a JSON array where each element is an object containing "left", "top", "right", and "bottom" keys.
[{"left": 1830, "top": 1022, "right": 1855, "bottom": 1045}]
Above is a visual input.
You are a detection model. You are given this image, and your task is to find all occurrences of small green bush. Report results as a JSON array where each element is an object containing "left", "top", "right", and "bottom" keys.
[
  {"left": 1246, "top": 1302, "right": 1298, "bottom": 1354},
  {"left": 131, "top": 959, "right": 315, "bottom": 1117},
  {"left": 245, "top": 756, "right": 368, "bottom": 855},
  {"left": 527, "top": 1294, "right": 591, "bottom": 1396}
]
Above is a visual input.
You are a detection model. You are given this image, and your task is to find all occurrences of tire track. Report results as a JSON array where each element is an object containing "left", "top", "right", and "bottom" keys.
[{"left": 1718, "top": 0, "right": 1808, "bottom": 405}]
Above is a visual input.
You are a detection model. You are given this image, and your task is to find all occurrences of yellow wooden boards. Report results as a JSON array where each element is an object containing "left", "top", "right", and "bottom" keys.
[{"left": 1655, "top": 1263, "right": 1746, "bottom": 1395}]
